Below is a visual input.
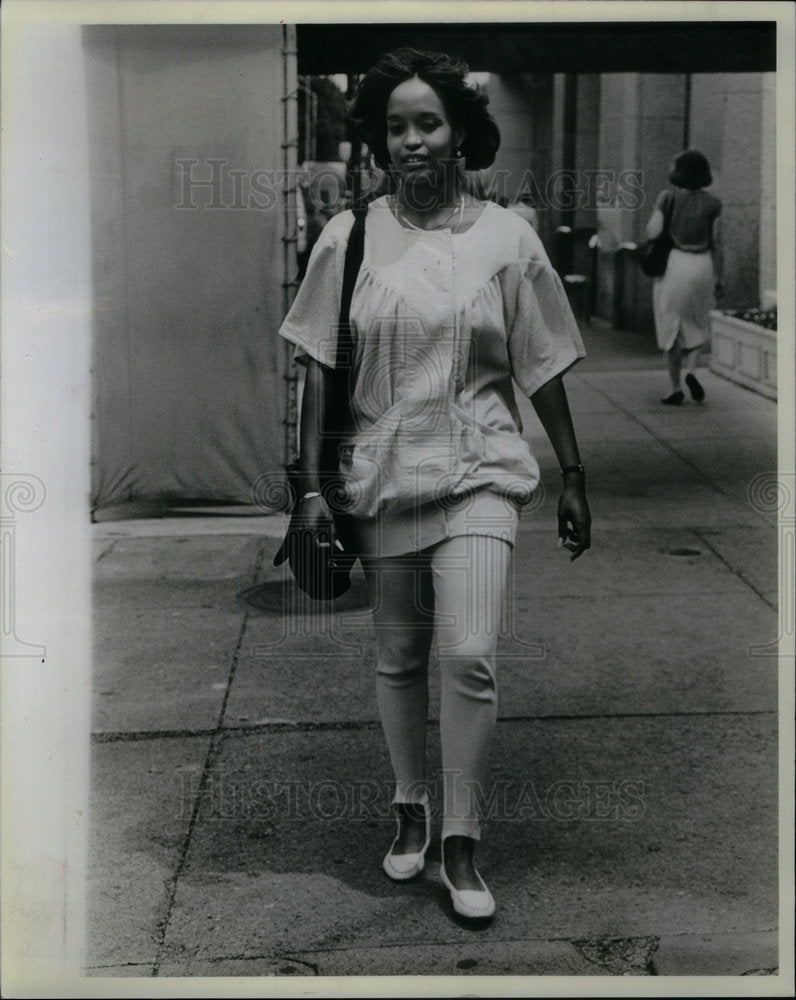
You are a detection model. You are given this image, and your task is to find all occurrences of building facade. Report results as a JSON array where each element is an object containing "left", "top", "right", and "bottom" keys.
[{"left": 482, "top": 70, "right": 776, "bottom": 337}]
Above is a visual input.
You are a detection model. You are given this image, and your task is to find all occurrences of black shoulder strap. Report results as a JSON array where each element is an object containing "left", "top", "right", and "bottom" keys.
[
  {"left": 335, "top": 203, "right": 368, "bottom": 369},
  {"left": 662, "top": 189, "right": 675, "bottom": 231}
]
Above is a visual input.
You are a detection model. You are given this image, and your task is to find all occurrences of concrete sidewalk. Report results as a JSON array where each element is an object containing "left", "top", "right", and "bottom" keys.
[{"left": 88, "top": 360, "right": 782, "bottom": 984}]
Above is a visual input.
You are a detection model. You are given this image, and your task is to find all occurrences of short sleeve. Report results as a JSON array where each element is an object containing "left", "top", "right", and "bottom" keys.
[
  {"left": 501, "top": 227, "right": 586, "bottom": 398},
  {"left": 278, "top": 210, "right": 355, "bottom": 368}
]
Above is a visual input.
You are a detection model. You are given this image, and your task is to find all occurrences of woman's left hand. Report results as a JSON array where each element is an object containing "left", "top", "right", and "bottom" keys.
[{"left": 558, "top": 482, "right": 592, "bottom": 560}]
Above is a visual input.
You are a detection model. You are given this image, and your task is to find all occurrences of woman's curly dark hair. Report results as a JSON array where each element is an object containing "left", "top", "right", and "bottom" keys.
[
  {"left": 349, "top": 48, "right": 500, "bottom": 172},
  {"left": 669, "top": 149, "right": 713, "bottom": 190}
]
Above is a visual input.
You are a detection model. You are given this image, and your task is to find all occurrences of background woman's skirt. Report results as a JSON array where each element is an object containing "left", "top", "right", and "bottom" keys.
[{"left": 653, "top": 248, "right": 715, "bottom": 352}]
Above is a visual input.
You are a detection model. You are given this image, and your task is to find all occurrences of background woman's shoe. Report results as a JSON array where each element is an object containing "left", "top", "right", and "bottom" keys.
[
  {"left": 661, "top": 390, "right": 684, "bottom": 405},
  {"left": 382, "top": 799, "right": 431, "bottom": 881},
  {"left": 685, "top": 373, "right": 706, "bottom": 401},
  {"left": 440, "top": 863, "right": 495, "bottom": 919}
]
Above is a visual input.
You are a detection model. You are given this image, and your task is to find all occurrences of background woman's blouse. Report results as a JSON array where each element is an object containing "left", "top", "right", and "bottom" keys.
[
  {"left": 656, "top": 188, "right": 721, "bottom": 253},
  {"left": 279, "top": 197, "right": 585, "bottom": 518}
]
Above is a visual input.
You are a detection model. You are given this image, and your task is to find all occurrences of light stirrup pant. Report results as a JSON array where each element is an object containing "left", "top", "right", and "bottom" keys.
[{"left": 362, "top": 534, "right": 512, "bottom": 840}]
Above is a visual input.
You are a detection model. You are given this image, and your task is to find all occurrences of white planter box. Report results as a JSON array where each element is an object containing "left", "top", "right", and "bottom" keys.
[{"left": 709, "top": 310, "right": 777, "bottom": 400}]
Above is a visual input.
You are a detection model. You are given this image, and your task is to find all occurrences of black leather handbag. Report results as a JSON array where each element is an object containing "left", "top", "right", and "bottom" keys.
[
  {"left": 639, "top": 192, "right": 674, "bottom": 278},
  {"left": 273, "top": 204, "right": 367, "bottom": 601}
]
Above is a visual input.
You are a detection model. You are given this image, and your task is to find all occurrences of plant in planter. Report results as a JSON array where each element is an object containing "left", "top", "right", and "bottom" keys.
[
  {"left": 721, "top": 306, "right": 777, "bottom": 331},
  {"left": 709, "top": 304, "right": 777, "bottom": 399}
]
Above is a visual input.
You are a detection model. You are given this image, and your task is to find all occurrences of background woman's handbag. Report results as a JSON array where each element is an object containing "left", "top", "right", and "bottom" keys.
[
  {"left": 639, "top": 192, "right": 674, "bottom": 278},
  {"left": 273, "top": 204, "right": 367, "bottom": 601}
]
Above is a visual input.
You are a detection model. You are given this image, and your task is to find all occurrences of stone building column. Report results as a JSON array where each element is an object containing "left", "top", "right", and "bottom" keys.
[
  {"left": 482, "top": 73, "right": 554, "bottom": 240},
  {"left": 691, "top": 72, "right": 764, "bottom": 310},
  {"left": 593, "top": 73, "right": 686, "bottom": 333}
]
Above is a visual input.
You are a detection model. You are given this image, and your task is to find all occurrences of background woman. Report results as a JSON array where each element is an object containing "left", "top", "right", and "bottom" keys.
[
  {"left": 647, "top": 149, "right": 723, "bottom": 405},
  {"left": 278, "top": 48, "right": 590, "bottom": 921}
]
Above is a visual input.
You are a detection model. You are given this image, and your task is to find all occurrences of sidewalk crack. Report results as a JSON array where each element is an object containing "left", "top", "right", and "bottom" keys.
[
  {"left": 694, "top": 529, "right": 777, "bottom": 611},
  {"left": 94, "top": 538, "right": 119, "bottom": 562},
  {"left": 150, "top": 540, "right": 268, "bottom": 976},
  {"left": 91, "top": 707, "right": 775, "bottom": 745},
  {"left": 274, "top": 954, "right": 321, "bottom": 976}
]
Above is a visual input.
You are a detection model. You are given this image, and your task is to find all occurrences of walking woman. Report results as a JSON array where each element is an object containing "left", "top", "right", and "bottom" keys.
[
  {"left": 647, "top": 149, "right": 723, "bottom": 404},
  {"left": 278, "top": 49, "right": 590, "bottom": 920}
]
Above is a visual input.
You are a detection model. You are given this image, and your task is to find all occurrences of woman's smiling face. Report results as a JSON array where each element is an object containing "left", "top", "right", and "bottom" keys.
[{"left": 386, "top": 76, "right": 462, "bottom": 192}]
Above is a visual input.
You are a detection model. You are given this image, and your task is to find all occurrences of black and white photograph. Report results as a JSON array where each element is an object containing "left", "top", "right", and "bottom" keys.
[{"left": 1, "top": 1, "right": 793, "bottom": 995}]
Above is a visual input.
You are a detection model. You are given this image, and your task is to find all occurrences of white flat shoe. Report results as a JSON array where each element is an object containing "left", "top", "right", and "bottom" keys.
[
  {"left": 440, "top": 862, "right": 495, "bottom": 919},
  {"left": 382, "top": 798, "right": 431, "bottom": 881}
]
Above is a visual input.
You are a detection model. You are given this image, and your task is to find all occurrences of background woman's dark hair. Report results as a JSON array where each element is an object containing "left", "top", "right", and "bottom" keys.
[
  {"left": 349, "top": 48, "right": 501, "bottom": 171},
  {"left": 669, "top": 149, "right": 713, "bottom": 190}
]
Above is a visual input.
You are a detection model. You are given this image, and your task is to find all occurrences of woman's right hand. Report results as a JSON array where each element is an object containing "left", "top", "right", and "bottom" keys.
[
  {"left": 291, "top": 493, "right": 337, "bottom": 547},
  {"left": 273, "top": 492, "right": 339, "bottom": 568}
]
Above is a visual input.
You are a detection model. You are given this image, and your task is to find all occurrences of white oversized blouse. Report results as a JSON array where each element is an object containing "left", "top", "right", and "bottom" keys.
[{"left": 279, "top": 196, "right": 585, "bottom": 522}]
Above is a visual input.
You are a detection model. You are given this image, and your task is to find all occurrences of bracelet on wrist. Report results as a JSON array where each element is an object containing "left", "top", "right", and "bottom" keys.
[{"left": 560, "top": 464, "right": 585, "bottom": 478}]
